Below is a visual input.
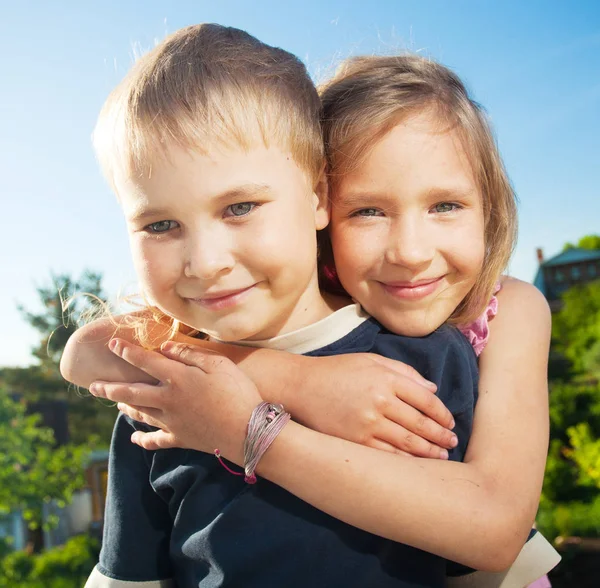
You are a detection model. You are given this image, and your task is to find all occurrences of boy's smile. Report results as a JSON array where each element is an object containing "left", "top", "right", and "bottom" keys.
[{"left": 116, "top": 143, "right": 333, "bottom": 341}]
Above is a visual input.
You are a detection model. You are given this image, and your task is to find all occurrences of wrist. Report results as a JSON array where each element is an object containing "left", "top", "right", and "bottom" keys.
[
  {"left": 283, "top": 354, "right": 313, "bottom": 418},
  {"left": 216, "top": 402, "right": 292, "bottom": 483}
]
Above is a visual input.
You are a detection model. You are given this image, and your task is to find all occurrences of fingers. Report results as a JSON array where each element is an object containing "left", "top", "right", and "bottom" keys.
[
  {"left": 367, "top": 438, "right": 412, "bottom": 457},
  {"left": 377, "top": 420, "right": 451, "bottom": 460},
  {"left": 385, "top": 396, "right": 458, "bottom": 450},
  {"left": 131, "top": 430, "right": 180, "bottom": 451},
  {"left": 391, "top": 376, "right": 455, "bottom": 430},
  {"left": 160, "top": 342, "right": 233, "bottom": 373},
  {"left": 109, "top": 338, "right": 182, "bottom": 383},
  {"left": 89, "top": 381, "right": 164, "bottom": 410},
  {"left": 370, "top": 355, "right": 437, "bottom": 392},
  {"left": 117, "top": 402, "right": 163, "bottom": 427}
]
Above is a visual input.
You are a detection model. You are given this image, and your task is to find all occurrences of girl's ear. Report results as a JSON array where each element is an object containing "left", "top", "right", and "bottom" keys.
[{"left": 313, "top": 167, "right": 330, "bottom": 231}]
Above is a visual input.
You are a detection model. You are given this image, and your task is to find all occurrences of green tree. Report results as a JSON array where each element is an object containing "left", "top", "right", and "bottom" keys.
[
  {"left": 18, "top": 271, "right": 106, "bottom": 371},
  {"left": 562, "top": 234, "right": 600, "bottom": 251},
  {"left": 0, "top": 390, "right": 90, "bottom": 535},
  {"left": 0, "top": 533, "right": 99, "bottom": 588},
  {"left": 552, "top": 280, "right": 600, "bottom": 375},
  {"left": 0, "top": 271, "right": 118, "bottom": 445},
  {"left": 538, "top": 245, "right": 600, "bottom": 541}
]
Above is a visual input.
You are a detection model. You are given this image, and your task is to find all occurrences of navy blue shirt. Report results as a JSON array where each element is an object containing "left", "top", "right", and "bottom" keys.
[{"left": 93, "top": 317, "right": 478, "bottom": 588}]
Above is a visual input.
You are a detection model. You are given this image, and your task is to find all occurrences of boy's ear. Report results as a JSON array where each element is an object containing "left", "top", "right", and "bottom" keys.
[{"left": 313, "top": 167, "right": 330, "bottom": 231}]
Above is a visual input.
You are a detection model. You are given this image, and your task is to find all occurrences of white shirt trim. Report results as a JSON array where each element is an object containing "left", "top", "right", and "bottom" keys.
[
  {"left": 85, "top": 566, "right": 174, "bottom": 588},
  {"left": 446, "top": 532, "right": 561, "bottom": 588},
  {"left": 211, "top": 303, "right": 369, "bottom": 354}
]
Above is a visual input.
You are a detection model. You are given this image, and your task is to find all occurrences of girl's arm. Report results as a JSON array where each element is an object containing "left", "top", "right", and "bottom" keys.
[
  {"left": 61, "top": 315, "right": 456, "bottom": 457},
  {"left": 95, "top": 278, "right": 550, "bottom": 571},
  {"left": 255, "top": 278, "right": 550, "bottom": 569}
]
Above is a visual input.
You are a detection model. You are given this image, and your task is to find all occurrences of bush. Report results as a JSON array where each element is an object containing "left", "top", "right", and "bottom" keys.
[{"left": 0, "top": 534, "right": 99, "bottom": 588}]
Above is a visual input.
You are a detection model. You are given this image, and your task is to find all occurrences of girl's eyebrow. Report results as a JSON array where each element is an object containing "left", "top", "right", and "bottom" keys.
[
  {"left": 333, "top": 186, "right": 478, "bottom": 211},
  {"left": 423, "top": 187, "right": 477, "bottom": 201},
  {"left": 333, "top": 192, "right": 386, "bottom": 208}
]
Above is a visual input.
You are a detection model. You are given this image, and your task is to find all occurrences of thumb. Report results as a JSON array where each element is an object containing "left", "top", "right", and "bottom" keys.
[
  {"left": 160, "top": 341, "right": 232, "bottom": 373},
  {"left": 131, "top": 429, "right": 181, "bottom": 451}
]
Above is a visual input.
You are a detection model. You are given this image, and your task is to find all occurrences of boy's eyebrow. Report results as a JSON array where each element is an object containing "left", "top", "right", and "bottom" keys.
[
  {"left": 128, "top": 206, "right": 173, "bottom": 223},
  {"left": 127, "top": 183, "right": 274, "bottom": 222},
  {"left": 213, "top": 183, "right": 273, "bottom": 203}
]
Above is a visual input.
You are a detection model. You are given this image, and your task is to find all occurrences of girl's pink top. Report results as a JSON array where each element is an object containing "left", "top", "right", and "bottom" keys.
[
  {"left": 527, "top": 576, "right": 552, "bottom": 588},
  {"left": 458, "top": 283, "right": 502, "bottom": 357}
]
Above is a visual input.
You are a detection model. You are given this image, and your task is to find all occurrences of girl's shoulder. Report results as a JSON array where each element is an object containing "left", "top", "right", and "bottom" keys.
[{"left": 459, "top": 277, "right": 550, "bottom": 356}]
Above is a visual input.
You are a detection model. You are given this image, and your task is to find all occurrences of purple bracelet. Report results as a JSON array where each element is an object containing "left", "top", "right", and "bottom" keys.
[{"left": 214, "top": 402, "right": 291, "bottom": 484}]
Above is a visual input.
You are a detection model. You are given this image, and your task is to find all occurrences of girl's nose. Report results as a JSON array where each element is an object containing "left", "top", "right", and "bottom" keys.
[{"left": 385, "top": 218, "right": 435, "bottom": 270}]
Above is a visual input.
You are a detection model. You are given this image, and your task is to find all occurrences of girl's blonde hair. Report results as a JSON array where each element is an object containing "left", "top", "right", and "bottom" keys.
[{"left": 319, "top": 54, "right": 518, "bottom": 325}]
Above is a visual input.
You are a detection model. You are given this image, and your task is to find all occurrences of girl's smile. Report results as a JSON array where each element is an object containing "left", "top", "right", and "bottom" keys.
[
  {"left": 379, "top": 276, "right": 446, "bottom": 301},
  {"left": 330, "top": 109, "right": 486, "bottom": 337}
]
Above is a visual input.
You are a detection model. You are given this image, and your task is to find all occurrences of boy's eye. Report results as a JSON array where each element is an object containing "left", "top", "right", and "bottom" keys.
[
  {"left": 353, "top": 208, "right": 383, "bottom": 217},
  {"left": 432, "top": 202, "right": 460, "bottom": 214},
  {"left": 145, "top": 220, "right": 179, "bottom": 233},
  {"left": 225, "top": 202, "right": 256, "bottom": 218}
]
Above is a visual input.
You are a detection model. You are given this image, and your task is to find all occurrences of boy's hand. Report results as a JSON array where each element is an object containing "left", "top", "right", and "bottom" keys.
[
  {"left": 89, "top": 339, "right": 261, "bottom": 463},
  {"left": 292, "top": 353, "right": 457, "bottom": 459}
]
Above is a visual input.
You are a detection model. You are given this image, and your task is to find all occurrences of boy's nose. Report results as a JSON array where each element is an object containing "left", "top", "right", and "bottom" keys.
[{"left": 184, "top": 233, "right": 235, "bottom": 280}]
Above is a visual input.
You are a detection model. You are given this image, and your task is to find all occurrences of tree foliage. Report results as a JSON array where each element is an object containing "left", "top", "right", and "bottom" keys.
[
  {"left": 552, "top": 281, "right": 600, "bottom": 375},
  {"left": 0, "top": 533, "right": 99, "bottom": 588},
  {"left": 0, "top": 390, "right": 90, "bottom": 531},
  {"left": 0, "top": 271, "right": 118, "bottom": 445},
  {"left": 538, "top": 255, "right": 600, "bottom": 540},
  {"left": 562, "top": 234, "right": 600, "bottom": 252},
  {"left": 17, "top": 271, "right": 105, "bottom": 371}
]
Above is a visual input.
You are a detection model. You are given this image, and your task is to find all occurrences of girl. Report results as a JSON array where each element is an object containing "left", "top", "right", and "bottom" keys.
[{"left": 65, "top": 49, "right": 556, "bottom": 586}]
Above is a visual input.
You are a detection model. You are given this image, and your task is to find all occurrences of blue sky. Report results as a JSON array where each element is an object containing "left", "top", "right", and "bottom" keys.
[{"left": 2, "top": 1, "right": 599, "bottom": 367}]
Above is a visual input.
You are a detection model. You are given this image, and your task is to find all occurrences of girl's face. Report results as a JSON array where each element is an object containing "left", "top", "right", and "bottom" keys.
[
  {"left": 329, "top": 110, "right": 485, "bottom": 337},
  {"left": 116, "top": 144, "right": 330, "bottom": 342}
]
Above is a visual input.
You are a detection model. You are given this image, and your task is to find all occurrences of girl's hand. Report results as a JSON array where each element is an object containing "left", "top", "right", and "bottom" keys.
[
  {"left": 90, "top": 342, "right": 456, "bottom": 459},
  {"left": 291, "top": 353, "right": 457, "bottom": 459},
  {"left": 89, "top": 339, "right": 261, "bottom": 463}
]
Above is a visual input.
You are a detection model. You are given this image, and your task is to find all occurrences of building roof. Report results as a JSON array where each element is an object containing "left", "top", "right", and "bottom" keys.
[
  {"left": 533, "top": 247, "right": 600, "bottom": 300},
  {"left": 540, "top": 247, "right": 600, "bottom": 268}
]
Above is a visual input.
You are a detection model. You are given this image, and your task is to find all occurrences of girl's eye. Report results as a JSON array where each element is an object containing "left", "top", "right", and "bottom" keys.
[
  {"left": 432, "top": 202, "right": 460, "bottom": 214},
  {"left": 225, "top": 202, "right": 256, "bottom": 218},
  {"left": 145, "top": 220, "right": 179, "bottom": 233},
  {"left": 353, "top": 208, "right": 383, "bottom": 217}
]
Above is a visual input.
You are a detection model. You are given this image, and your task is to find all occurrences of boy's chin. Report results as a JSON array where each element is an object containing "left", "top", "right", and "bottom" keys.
[{"left": 199, "top": 322, "right": 264, "bottom": 343}]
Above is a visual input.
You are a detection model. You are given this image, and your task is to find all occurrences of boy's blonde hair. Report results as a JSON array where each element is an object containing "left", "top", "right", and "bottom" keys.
[
  {"left": 94, "top": 23, "right": 324, "bottom": 191},
  {"left": 319, "top": 55, "right": 518, "bottom": 325}
]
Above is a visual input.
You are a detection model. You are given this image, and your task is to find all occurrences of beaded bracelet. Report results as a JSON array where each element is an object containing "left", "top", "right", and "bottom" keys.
[{"left": 214, "top": 401, "right": 291, "bottom": 484}]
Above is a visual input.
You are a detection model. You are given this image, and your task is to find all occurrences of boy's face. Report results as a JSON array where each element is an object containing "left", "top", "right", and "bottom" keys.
[
  {"left": 117, "top": 143, "right": 330, "bottom": 341},
  {"left": 329, "top": 110, "right": 485, "bottom": 337}
]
